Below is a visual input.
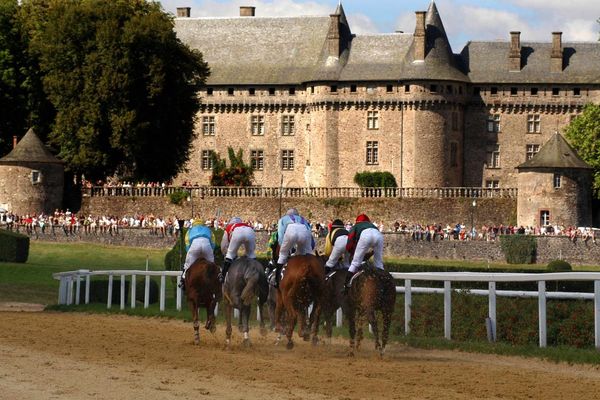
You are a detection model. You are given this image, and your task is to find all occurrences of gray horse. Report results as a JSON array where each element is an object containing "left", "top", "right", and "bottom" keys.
[{"left": 222, "top": 256, "right": 269, "bottom": 346}]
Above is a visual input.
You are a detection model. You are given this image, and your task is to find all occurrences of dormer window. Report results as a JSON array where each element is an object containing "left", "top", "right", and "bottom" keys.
[
  {"left": 350, "top": 84, "right": 357, "bottom": 93},
  {"left": 31, "top": 170, "right": 42, "bottom": 184},
  {"left": 490, "top": 87, "right": 498, "bottom": 95},
  {"left": 268, "top": 87, "right": 276, "bottom": 96},
  {"left": 530, "top": 87, "right": 538, "bottom": 96}
]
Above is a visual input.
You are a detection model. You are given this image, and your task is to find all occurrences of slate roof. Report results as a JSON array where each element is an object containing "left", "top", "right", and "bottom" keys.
[
  {"left": 517, "top": 133, "right": 592, "bottom": 170},
  {"left": 0, "top": 128, "right": 63, "bottom": 165}
]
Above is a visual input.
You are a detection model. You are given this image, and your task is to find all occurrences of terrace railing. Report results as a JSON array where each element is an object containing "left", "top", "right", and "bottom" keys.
[{"left": 86, "top": 186, "right": 518, "bottom": 199}]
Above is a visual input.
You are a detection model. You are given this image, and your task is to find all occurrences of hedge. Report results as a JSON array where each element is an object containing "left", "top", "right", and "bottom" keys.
[
  {"left": 500, "top": 235, "right": 537, "bottom": 264},
  {"left": 0, "top": 229, "right": 30, "bottom": 263},
  {"left": 353, "top": 171, "right": 397, "bottom": 188},
  {"left": 78, "top": 278, "right": 159, "bottom": 304}
]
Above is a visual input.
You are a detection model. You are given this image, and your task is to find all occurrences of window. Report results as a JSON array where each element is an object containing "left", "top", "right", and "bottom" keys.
[
  {"left": 310, "top": 86, "right": 314, "bottom": 94},
  {"left": 458, "top": 86, "right": 463, "bottom": 94},
  {"left": 526, "top": 144, "right": 540, "bottom": 160},
  {"left": 487, "top": 114, "right": 500, "bottom": 133},
  {"left": 367, "top": 111, "right": 379, "bottom": 130},
  {"left": 452, "top": 112, "right": 458, "bottom": 131},
  {"left": 490, "top": 87, "right": 498, "bottom": 95},
  {"left": 530, "top": 87, "right": 538, "bottom": 96},
  {"left": 227, "top": 88, "right": 234, "bottom": 96},
  {"left": 486, "top": 144, "right": 500, "bottom": 168},
  {"left": 281, "top": 150, "right": 294, "bottom": 170},
  {"left": 510, "top": 87, "right": 518, "bottom": 96},
  {"left": 251, "top": 150, "right": 264, "bottom": 171},
  {"left": 450, "top": 142, "right": 458, "bottom": 167},
  {"left": 251, "top": 115, "right": 265, "bottom": 136},
  {"left": 573, "top": 88, "right": 581, "bottom": 96},
  {"left": 31, "top": 170, "right": 41, "bottom": 184},
  {"left": 366, "top": 141, "right": 379, "bottom": 165},
  {"left": 281, "top": 115, "right": 295, "bottom": 136},
  {"left": 386, "top": 84, "right": 393, "bottom": 93},
  {"left": 268, "top": 88, "right": 275, "bottom": 96},
  {"left": 404, "top": 84, "right": 410, "bottom": 93},
  {"left": 330, "top": 85, "right": 338, "bottom": 93},
  {"left": 540, "top": 210, "right": 550, "bottom": 226},
  {"left": 527, "top": 114, "right": 541, "bottom": 133},
  {"left": 202, "top": 116, "right": 215, "bottom": 136},
  {"left": 553, "top": 173, "right": 561, "bottom": 189},
  {"left": 288, "top": 87, "right": 295, "bottom": 95},
  {"left": 552, "top": 87, "right": 560, "bottom": 96},
  {"left": 446, "top": 85, "right": 453, "bottom": 94},
  {"left": 350, "top": 84, "right": 357, "bottom": 93},
  {"left": 201, "top": 150, "right": 214, "bottom": 170},
  {"left": 206, "top": 88, "right": 214, "bottom": 96},
  {"left": 485, "top": 180, "right": 499, "bottom": 188},
  {"left": 430, "top": 84, "right": 438, "bottom": 93},
  {"left": 249, "top": 88, "right": 256, "bottom": 96},
  {"left": 473, "top": 87, "right": 481, "bottom": 95}
]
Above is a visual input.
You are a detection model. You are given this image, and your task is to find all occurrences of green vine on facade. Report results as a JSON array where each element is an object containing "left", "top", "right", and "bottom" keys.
[{"left": 210, "top": 147, "right": 254, "bottom": 186}]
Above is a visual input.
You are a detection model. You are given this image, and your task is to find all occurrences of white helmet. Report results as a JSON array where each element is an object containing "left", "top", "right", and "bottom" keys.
[{"left": 229, "top": 217, "right": 242, "bottom": 225}]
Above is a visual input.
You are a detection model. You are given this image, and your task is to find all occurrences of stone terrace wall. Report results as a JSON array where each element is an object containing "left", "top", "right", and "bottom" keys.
[
  {"left": 26, "top": 228, "right": 600, "bottom": 266},
  {"left": 81, "top": 196, "right": 515, "bottom": 227}
]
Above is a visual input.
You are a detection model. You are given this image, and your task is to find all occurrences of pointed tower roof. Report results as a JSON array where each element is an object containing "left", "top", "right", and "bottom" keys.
[
  {"left": 334, "top": 1, "right": 349, "bottom": 27},
  {"left": 424, "top": 1, "right": 454, "bottom": 65},
  {"left": 0, "top": 128, "right": 63, "bottom": 165},
  {"left": 517, "top": 133, "right": 592, "bottom": 170}
]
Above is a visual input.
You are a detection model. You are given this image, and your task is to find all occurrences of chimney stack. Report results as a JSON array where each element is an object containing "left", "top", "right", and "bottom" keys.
[
  {"left": 327, "top": 13, "right": 341, "bottom": 57},
  {"left": 551, "top": 32, "right": 563, "bottom": 73},
  {"left": 239, "top": 6, "right": 256, "bottom": 17},
  {"left": 509, "top": 31, "right": 521, "bottom": 71},
  {"left": 413, "top": 11, "right": 426, "bottom": 62},
  {"left": 13, "top": 135, "right": 17, "bottom": 149},
  {"left": 176, "top": 7, "right": 190, "bottom": 18}
]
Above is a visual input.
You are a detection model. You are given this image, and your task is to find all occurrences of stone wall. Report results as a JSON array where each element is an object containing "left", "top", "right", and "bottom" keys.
[
  {"left": 81, "top": 195, "right": 516, "bottom": 227},
  {"left": 25, "top": 227, "right": 600, "bottom": 266}
]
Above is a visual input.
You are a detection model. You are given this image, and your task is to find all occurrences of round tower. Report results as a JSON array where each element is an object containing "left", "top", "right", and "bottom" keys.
[{"left": 0, "top": 128, "right": 64, "bottom": 215}]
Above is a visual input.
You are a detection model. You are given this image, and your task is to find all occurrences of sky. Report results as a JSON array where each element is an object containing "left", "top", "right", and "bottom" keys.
[{"left": 158, "top": 0, "right": 600, "bottom": 51}]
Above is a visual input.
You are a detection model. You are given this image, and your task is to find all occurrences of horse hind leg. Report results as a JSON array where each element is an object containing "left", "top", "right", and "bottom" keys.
[
  {"left": 188, "top": 300, "right": 200, "bottom": 345},
  {"left": 298, "top": 306, "right": 309, "bottom": 341},
  {"left": 205, "top": 299, "right": 217, "bottom": 334},
  {"left": 242, "top": 304, "right": 251, "bottom": 347},
  {"left": 309, "top": 301, "right": 322, "bottom": 346},
  {"left": 380, "top": 310, "right": 392, "bottom": 358},
  {"left": 225, "top": 302, "right": 233, "bottom": 347},
  {"left": 368, "top": 309, "right": 381, "bottom": 353}
]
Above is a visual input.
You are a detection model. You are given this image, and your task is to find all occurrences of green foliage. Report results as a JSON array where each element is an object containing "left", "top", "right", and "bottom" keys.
[
  {"left": 500, "top": 235, "right": 537, "bottom": 264},
  {"left": 19, "top": 0, "right": 209, "bottom": 181},
  {"left": 353, "top": 171, "right": 397, "bottom": 188},
  {"left": 169, "top": 190, "right": 188, "bottom": 206},
  {"left": 0, "top": 229, "right": 29, "bottom": 263},
  {"left": 565, "top": 103, "right": 600, "bottom": 198},
  {"left": 547, "top": 259, "right": 573, "bottom": 272},
  {"left": 210, "top": 147, "right": 254, "bottom": 186}
]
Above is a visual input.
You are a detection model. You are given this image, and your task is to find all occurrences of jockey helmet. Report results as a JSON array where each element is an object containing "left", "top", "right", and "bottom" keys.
[
  {"left": 356, "top": 214, "right": 370, "bottom": 223},
  {"left": 331, "top": 219, "right": 345, "bottom": 228},
  {"left": 229, "top": 217, "right": 242, "bottom": 225},
  {"left": 286, "top": 208, "right": 299, "bottom": 216}
]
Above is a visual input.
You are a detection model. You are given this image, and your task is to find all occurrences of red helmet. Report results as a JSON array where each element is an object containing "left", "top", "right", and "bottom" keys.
[{"left": 356, "top": 214, "right": 370, "bottom": 223}]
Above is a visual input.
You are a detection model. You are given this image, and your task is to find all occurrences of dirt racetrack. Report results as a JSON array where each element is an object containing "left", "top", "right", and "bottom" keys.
[{"left": 2, "top": 310, "right": 600, "bottom": 400}]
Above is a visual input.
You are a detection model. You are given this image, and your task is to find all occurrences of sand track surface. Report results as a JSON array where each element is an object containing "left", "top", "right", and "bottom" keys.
[{"left": 1, "top": 311, "right": 600, "bottom": 400}]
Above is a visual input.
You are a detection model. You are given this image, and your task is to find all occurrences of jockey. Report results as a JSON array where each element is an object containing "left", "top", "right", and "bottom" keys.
[
  {"left": 274, "top": 208, "right": 314, "bottom": 287},
  {"left": 179, "top": 220, "right": 216, "bottom": 289},
  {"left": 219, "top": 217, "right": 256, "bottom": 283},
  {"left": 324, "top": 219, "right": 349, "bottom": 274},
  {"left": 345, "top": 213, "right": 384, "bottom": 289}
]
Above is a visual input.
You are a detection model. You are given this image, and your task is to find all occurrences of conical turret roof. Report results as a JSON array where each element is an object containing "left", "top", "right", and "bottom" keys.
[
  {"left": 424, "top": 1, "right": 455, "bottom": 65},
  {"left": 517, "top": 133, "right": 592, "bottom": 170},
  {"left": 0, "top": 128, "right": 63, "bottom": 165}
]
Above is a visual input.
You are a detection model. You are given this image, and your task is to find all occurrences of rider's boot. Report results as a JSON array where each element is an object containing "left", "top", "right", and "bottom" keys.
[
  {"left": 178, "top": 272, "right": 186, "bottom": 290},
  {"left": 343, "top": 270, "right": 355, "bottom": 293},
  {"left": 219, "top": 258, "right": 232, "bottom": 283},
  {"left": 274, "top": 263, "right": 284, "bottom": 288},
  {"left": 324, "top": 265, "right": 334, "bottom": 275}
]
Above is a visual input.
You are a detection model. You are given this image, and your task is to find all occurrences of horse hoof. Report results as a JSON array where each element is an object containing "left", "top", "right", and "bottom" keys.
[
  {"left": 243, "top": 338, "right": 251, "bottom": 348},
  {"left": 379, "top": 348, "right": 386, "bottom": 358},
  {"left": 311, "top": 336, "right": 319, "bottom": 346},
  {"left": 302, "top": 334, "right": 310, "bottom": 342},
  {"left": 347, "top": 350, "right": 355, "bottom": 357},
  {"left": 286, "top": 341, "right": 294, "bottom": 350}
]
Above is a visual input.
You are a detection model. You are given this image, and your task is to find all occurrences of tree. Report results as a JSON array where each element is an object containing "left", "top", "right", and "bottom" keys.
[
  {"left": 565, "top": 103, "right": 600, "bottom": 198},
  {"left": 210, "top": 148, "right": 254, "bottom": 186},
  {"left": 19, "top": 0, "right": 209, "bottom": 181}
]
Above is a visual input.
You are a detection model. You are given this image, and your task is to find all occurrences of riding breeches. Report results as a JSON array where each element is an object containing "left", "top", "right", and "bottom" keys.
[
  {"left": 325, "top": 235, "right": 350, "bottom": 269},
  {"left": 224, "top": 226, "right": 256, "bottom": 260},
  {"left": 183, "top": 237, "right": 214, "bottom": 276},
  {"left": 277, "top": 223, "right": 313, "bottom": 265},
  {"left": 349, "top": 228, "right": 384, "bottom": 273}
]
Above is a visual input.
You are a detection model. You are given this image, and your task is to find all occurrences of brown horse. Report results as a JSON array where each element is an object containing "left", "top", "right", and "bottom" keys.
[
  {"left": 275, "top": 254, "right": 325, "bottom": 349},
  {"left": 184, "top": 258, "right": 222, "bottom": 345},
  {"left": 346, "top": 264, "right": 396, "bottom": 357}
]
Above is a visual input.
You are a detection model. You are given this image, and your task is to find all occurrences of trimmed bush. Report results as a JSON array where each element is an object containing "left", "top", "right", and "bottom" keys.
[
  {"left": 547, "top": 260, "right": 573, "bottom": 272},
  {"left": 500, "top": 235, "right": 537, "bottom": 264},
  {"left": 79, "top": 278, "right": 158, "bottom": 304},
  {"left": 169, "top": 190, "right": 188, "bottom": 205},
  {"left": 353, "top": 171, "right": 397, "bottom": 188},
  {"left": 0, "top": 229, "right": 30, "bottom": 263}
]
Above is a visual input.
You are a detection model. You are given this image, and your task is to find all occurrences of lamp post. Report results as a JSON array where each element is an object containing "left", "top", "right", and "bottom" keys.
[
  {"left": 177, "top": 219, "right": 186, "bottom": 271},
  {"left": 470, "top": 199, "right": 477, "bottom": 240}
]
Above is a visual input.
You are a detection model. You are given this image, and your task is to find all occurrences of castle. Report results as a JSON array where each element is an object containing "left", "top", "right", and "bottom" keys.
[{"left": 172, "top": 2, "right": 598, "bottom": 227}]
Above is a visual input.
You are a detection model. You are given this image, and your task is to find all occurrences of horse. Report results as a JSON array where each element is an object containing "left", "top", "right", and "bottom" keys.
[
  {"left": 345, "top": 264, "right": 396, "bottom": 357},
  {"left": 222, "top": 256, "right": 269, "bottom": 347},
  {"left": 275, "top": 254, "right": 325, "bottom": 349},
  {"left": 184, "top": 258, "right": 222, "bottom": 345},
  {"left": 321, "top": 265, "right": 350, "bottom": 341}
]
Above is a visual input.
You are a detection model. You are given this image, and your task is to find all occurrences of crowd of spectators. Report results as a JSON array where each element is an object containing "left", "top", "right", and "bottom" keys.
[{"left": 0, "top": 210, "right": 596, "bottom": 244}]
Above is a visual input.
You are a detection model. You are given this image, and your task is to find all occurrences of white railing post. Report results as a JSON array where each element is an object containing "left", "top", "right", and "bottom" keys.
[
  {"left": 58, "top": 277, "right": 67, "bottom": 305},
  {"left": 444, "top": 281, "right": 451, "bottom": 340},
  {"left": 85, "top": 275, "right": 90, "bottom": 304},
  {"left": 405, "top": 279, "right": 412, "bottom": 335},
  {"left": 257, "top": 304, "right": 261, "bottom": 321},
  {"left": 67, "top": 277, "right": 74, "bottom": 305},
  {"left": 176, "top": 285, "right": 182, "bottom": 311},
  {"left": 107, "top": 275, "right": 113, "bottom": 309},
  {"left": 75, "top": 273, "right": 81, "bottom": 305},
  {"left": 538, "top": 281, "right": 547, "bottom": 348},
  {"left": 120, "top": 274, "right": 126, "bottom": 310},
  {"left": 488, "top": 281, "right": 496, "bottom": 342},
  {"left": 160, "top": 275, "right": 166, "bottom": 312},
  {"left": 131, "top": 274, "right": 136, "bottom": 309},
  {"left": 595, "top": 281, "right": 600, "bottom": 349},
  {"left": 144, "top": 274, "right": 150, "bottom": 309},
  {"left": 336, "top": 308, "right": 343, "bottom": 327}
]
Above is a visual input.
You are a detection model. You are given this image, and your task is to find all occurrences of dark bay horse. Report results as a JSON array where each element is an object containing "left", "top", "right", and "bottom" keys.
[
  {"left": 222, "top": 256, "right": 269, "bottom": 347},
  {"left": 275, "top": 254, "right": 325, "bottom": 349},
  {"left": 346, "top": 264, "right": 396, "bottom": 357},
  {"left": 321, "top": 267, "right": 350, "bottom": 341},
  {"left": 184, "top": 258, "right": 222, "bottom": 345}
]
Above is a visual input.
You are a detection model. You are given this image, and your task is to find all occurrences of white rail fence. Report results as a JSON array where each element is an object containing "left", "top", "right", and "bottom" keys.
[{"left": 53, "top": 270, "right": 600, "bottom": 349}]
